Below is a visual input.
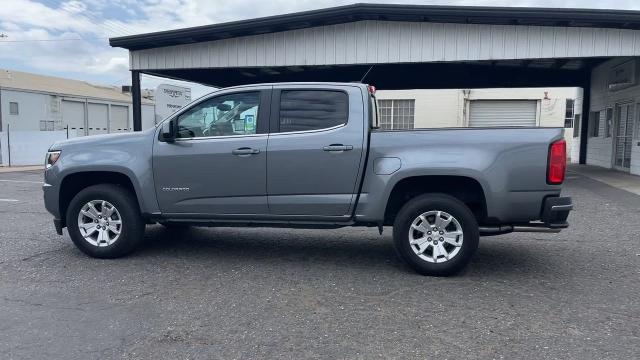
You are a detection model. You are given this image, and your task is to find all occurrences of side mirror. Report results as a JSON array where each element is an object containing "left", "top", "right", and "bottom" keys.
[{"left": 160, "top": 120, "right": 175, "bottom": 142}]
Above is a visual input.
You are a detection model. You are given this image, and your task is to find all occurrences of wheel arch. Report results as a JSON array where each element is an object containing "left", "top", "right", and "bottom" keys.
[
  {"left": 383, "top": 174, "right": 488, "bottom": 226},
  {"left": 58, "top": 169, "right": 143, "bottom": 227}
]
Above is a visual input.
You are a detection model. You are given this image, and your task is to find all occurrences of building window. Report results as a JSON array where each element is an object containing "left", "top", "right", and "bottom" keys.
[
  {"left": 378, "top": 99, "right": 415, "bottom": 130},
  {"left": 564, "top": 99, "right": 574, "bottom": 128},
  {"left": 604, "top": 107, "right": 613, "bottom": 137},
  {"left": 39, "top": 120, "right": 55, "bottom": 131},
  {"left": 573, "top": 114, "right": 581, "bottom": 138},
  {"left": 589, "top": 111, "right": 600, "bottom": 137},
  {"left": 9, "top": 102, "right": 19, "bottom": 115}
]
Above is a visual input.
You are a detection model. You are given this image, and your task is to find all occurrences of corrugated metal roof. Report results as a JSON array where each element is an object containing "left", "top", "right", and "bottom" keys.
[
  {"left": 0, "top": 68, "right": 152, "bottom": 104},
  {"left": 110, "top": 3, "right": 640, "bottom": 50}
]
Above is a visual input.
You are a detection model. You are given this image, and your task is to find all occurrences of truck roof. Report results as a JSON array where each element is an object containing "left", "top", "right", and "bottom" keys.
[{"left": 216, "top": 82, "right": 369, "bottom": 91}]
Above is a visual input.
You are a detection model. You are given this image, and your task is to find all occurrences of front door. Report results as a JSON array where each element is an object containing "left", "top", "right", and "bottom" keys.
[
  {"left": 266, "top": 85, "right": 366, "bottom": 217},
  {"left": 153, "top": 88, "right": 271, "bottom": 215},
  {"left": 613, "top": 103, "right": 634, "bottom": 171}
]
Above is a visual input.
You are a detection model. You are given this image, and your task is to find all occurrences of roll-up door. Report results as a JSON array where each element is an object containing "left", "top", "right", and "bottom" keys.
[
  {"left": 62, "top": 100, "right": 86, "bottom": 136},
  {"left": 469, "top": 100, "right": 537, "bottom": 127},
  {"left": 110, "top": 105, "right": 129, "bottom": 133},
  {"left": 87, "top": 103, "right": 108, "bottom": 135}
]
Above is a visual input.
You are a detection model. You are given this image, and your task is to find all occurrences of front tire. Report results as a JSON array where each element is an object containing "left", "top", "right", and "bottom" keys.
[
  {"left": 393, "top": 193, "right": 479, "bottom": 276},
  {"left": 66, "top": 184, "right": 145, "bottom": 258}
]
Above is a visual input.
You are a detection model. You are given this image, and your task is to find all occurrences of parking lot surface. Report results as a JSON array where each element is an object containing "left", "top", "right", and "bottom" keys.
[{"left": 0, "top": 170, "right": 639, "bottom": 359}]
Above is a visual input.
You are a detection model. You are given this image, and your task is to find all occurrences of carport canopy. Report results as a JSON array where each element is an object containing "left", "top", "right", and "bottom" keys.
[{"left": 110, "top": 3, "right": 640, "bottom": 163}]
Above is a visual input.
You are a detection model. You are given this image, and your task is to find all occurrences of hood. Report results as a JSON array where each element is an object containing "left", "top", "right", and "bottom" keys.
[{"left": 49, "top": 128, "right": 155, "bottom": 151}]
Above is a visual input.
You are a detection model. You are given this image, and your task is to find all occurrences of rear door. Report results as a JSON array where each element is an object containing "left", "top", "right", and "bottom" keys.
[{"left": 266, "top": 85, "right": 366, "bottom": 217}]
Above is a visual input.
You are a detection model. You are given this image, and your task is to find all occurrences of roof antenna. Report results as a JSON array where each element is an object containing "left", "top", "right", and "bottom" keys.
[{"left": 359, "top": 65, "right": 374, "bottom": 83}]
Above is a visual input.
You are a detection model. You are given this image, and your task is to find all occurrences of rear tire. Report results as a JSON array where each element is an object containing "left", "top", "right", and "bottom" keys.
[
  {"left": 66, "top": 184, "right": 145, "bottom": 258},
  {"left": 393, "top": 193, "right": 479, "bottom": 276}
]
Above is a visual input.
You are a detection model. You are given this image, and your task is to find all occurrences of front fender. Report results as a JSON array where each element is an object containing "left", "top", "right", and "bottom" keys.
[{"left": 43, "top": 130, "right": 159, "bottom": 217}]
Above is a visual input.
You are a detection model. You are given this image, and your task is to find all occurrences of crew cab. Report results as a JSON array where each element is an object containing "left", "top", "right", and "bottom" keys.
[{"left": 43, "top": 82, "right": 572, "bottom": 275}]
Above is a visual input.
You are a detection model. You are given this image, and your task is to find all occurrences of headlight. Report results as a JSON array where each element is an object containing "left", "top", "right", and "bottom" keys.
[{"left": 45, "top": 151, "right": 61, "bottom": 169}]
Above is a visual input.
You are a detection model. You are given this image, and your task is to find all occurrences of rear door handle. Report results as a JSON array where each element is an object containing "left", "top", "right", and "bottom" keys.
[
  {"left": 323, "top": 144, "right": 354, "bottom": 152},
  {"left": 232, "top": 147, "right": 260, "bottom": 156}
]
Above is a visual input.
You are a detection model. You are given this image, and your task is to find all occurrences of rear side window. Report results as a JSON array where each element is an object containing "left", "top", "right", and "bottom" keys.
[{"left": 279, "top": 90, "right": 348, "bottom": 132}]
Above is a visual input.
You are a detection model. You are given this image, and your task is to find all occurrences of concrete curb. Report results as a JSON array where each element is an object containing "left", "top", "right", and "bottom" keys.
[{"left": 0, "top": 165, "right": 44, "bottom": 173}]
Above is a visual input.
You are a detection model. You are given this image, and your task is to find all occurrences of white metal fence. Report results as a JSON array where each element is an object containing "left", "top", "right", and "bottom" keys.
[{"left": 0, "top": 126, "right": 68, "bottom": 166}]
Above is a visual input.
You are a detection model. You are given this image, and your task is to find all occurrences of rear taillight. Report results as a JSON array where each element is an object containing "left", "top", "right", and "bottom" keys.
[{"left": 547, "top": 139, "right": 566, "bottom": 184}]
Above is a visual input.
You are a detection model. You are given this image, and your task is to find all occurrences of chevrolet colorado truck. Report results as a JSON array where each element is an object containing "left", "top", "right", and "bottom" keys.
[{"left": 43, "top": 82, "right": 572, "bottom": 276}]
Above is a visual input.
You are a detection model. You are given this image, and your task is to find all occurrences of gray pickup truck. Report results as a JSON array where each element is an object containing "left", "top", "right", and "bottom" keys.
[{"left": 43, "top": 82, "right": 572, "bottom": 275}]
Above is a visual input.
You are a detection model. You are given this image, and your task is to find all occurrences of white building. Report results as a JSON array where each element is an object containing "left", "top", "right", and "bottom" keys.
[
  {"left": 0, "top": 69, "right": 155, "bottom": 137},
  {"left": 376, "top": 87, "right": 581, "bottom": 160},
  {"left": 581, "top": 58, "right": 640, "bottom": 174},
  {"left": 110, "top": 4, "right": 640, "bottom": 176}
]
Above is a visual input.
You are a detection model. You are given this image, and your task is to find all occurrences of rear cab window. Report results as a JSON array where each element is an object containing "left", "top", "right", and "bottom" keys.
[{"left": 278, "top": 90, "right": 348, "bottom": 132}]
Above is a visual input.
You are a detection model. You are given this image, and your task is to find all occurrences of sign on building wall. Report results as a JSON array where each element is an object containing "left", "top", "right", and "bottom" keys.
[
  {"left": 608, "top": 60, "right": 637, "bottom": 92},
  {"left": 155, "top": 84, "right": 191, "bottom": 123}
]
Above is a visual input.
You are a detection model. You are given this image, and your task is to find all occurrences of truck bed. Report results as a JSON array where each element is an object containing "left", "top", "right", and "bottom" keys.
[{"left": 355, "top": 127, "right": 565, "bottom": 224}]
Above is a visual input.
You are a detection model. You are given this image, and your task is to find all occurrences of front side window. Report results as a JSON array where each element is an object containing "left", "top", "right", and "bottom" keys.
[
  {"left": 378, "top": 99, "right": 415, "bottom": 130},
  {"left": 176, "top": 92, "right": 260, "bottom": 138},
  {"left": 279, "top": 90, "right": 348, "bottom": 132}
]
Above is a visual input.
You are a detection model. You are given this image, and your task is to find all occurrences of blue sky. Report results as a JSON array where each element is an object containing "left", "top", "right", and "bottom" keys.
[{"left": 1, "top": 0, "right": 639, "bottom": 97}]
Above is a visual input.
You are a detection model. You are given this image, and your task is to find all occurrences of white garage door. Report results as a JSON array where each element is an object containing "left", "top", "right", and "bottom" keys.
[
  {"left": 110, "top": 105, "right": 129, "bottom": 133},
  {"left": 62, "top": 100, "right": 85, "bottom": 136},
  {"left": 87, "top": 103, "right": 108, "bottom": 135},
  {"left": 469, "top": 100, "right": 538, "bottom": 127}
]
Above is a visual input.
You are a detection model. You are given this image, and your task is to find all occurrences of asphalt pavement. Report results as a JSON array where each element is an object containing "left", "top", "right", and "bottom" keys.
[{"left": 0, "top": 170, "right": 638, "bottom": 359}]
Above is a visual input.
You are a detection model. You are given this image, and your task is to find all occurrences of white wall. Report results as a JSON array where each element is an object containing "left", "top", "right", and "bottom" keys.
[
  {"left": 588, "top": 57, "right": 640, "bottom": 175},
  {"left": 570, "top": 95, "right": 584, "bottom": 164},
  {"left": 142, "top": 104, "right": 156, "bottom": 129},
  {"left": 467, "top": 87, "right": 580, "bottom": 126},
  {"left": 376, "top": 89, "right": 463, "bottom": 128},
  {"left": 0, "top": 130, "right": 67, "bottom": 166},
  {"left": 376, "top": 87, "right": 580, "bottom": 159},
  {"left": 1, "top": 88, "right": 155, "bottom": 133},
  {"left": 131, "top": 20, "right": 640, "bottom": 70},
  {"left": 0, "top": 89, "right": 59, "bottom": 131}
]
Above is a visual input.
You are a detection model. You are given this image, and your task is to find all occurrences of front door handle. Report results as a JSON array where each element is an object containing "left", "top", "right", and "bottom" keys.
[
  {"left": 323, "top": 144, "right": 354, "bottom": 152},
  {"left": 232, "top": 147, "right": 260, "bottom": 156}
]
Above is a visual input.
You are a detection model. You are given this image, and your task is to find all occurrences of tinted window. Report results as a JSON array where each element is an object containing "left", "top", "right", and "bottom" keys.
[
  {"left": 176, "top": 92, "right": 260, "bottom": 138},
  {"left": 279, "top": 90, "right": 348, "bottom": 132}
]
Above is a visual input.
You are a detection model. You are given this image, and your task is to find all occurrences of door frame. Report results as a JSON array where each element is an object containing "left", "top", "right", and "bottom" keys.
[
  {"left": 611, "top": 101, "right": 634, "bottom": 172},
  {"left": 265, "top": 84, "right": 368, "bottom": 219},
  {"left": 152, "top": 85, "right": 272, "bottom": 216}
]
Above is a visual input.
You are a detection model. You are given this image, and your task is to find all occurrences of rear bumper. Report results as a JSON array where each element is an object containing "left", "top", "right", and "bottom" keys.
[
  {"left": 479, "top": 196, "right": 572, "bottom": 236},
  {"left": 541, "top": 196, "right": 572, "bottom": 229}
]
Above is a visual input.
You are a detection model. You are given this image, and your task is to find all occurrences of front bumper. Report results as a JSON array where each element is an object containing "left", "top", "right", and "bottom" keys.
[
  {"left": 53, "top": 218, "right": 63, "bottom": 235},
  {"left": 43, "top": 180, "right": 63, "bottom": 235}
]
